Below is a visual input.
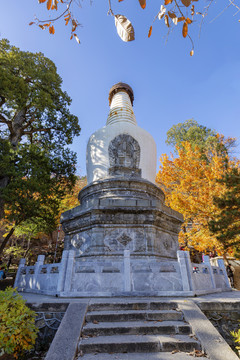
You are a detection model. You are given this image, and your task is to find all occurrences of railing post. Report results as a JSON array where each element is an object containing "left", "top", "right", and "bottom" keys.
[
  {"left": 177, "top": 250, "right": 195, "bottom": 292},
  {"left": 63, "top": 250, "right": 75, "bottom": 293},
  {"left": 124, "top": 249, "right": 131, "bottom": 291},
  {"left": 203, "top": 255, "right": 216, "bottom": 289},
  {"left": 33, "top": 255, "right": 45, "bottom": 290},
  {"left": 217, "top": 258, "right": 231, "bottom": 288},
  {"left": 14, "top": 258, "right": 26, "bottom": 289},
  {"left": 57, "top": 250, "right": 69, "bottom": 293}
]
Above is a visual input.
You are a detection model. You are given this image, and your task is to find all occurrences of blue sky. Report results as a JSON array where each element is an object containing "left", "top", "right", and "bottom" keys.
[{"left": 1, "top": 0, "right": 240, "bottom": 176}]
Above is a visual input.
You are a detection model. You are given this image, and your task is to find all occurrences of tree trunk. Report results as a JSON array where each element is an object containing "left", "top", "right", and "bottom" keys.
[
  {"left": 0, "top": 226, "right": 15, "bottom": 256},
  {"left": 0, "top": 175, "right": 9, "bottom": 219},
  {"left": 223, "top": 252, "right": 229, "bottom": 265},
  {"left": 10, "top": 109, "right": 25, "bottom": 148}
]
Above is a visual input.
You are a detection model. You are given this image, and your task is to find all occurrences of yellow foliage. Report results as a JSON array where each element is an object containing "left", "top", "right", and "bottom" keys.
[
  {"left": 0, "top": 287, "right": 38, "bottom": 358},
  {"left": 156, "top": 141, "right": 237, "bottom": 254}
]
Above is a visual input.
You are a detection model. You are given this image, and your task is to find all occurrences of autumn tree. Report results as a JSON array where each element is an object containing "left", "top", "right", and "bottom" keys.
[
  {"left": 0, "top": 39, "right": 81, "bottom": 253},
  {"left": 31, "top": 0, "right": 240, "bottom": 55},
  {"left": 1, "top": 176, "right": 87, "bottom": 264},
  {"left": 156, "top": 140, "right": 238, "bottom": 255},
  {"left": 209, "top": 167, "right": 240, "bottom": 256}
]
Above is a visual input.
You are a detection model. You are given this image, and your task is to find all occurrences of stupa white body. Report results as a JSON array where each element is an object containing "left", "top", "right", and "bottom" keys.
[{"left": 87, "top": 90, "right": 157, "bottom": 184}]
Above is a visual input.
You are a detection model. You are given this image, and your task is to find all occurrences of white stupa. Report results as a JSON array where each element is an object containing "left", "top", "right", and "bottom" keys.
[{"left": 86, "top": 83, "right": 157, "bottom": 184}]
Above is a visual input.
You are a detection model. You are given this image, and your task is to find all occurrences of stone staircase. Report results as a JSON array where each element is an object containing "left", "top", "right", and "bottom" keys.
[{"left": 76, "top": 301, "right": 207, "bottom": 359}]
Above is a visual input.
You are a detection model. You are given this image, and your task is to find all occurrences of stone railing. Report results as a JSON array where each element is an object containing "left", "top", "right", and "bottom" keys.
[
  {"left": 14, "top": 251, "right": 231, "bottom": 296},
  {"left": 14, "top": 250, "right": 74, "bottom": 295}
]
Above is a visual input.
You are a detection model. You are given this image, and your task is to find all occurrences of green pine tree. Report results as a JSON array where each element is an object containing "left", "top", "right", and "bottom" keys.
[
  {"left": 209, "top": 167, "right": 240, "bottom": 256},
  {"left": 0, "top": 39, "right": 81, "bottom": 254}
]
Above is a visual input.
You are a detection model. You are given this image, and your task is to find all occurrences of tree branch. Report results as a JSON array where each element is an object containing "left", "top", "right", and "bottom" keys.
[
  {"left": 0, "top": 226, "right": 16, "bottom": 255},
  {"left": 36, "top": 0, "right": 73, "bottom": 23},
  {"left": 23, "top": 127, "right": 54, "bottom": 135},
  {"left": 0, "top": 114, "right": 9, "bottom": 124},
  {"left": 0, "top": 96, "right": 6, "bottom": 107}
]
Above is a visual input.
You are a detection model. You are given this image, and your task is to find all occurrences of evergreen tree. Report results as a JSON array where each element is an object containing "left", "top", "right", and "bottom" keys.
[
  {"left": 0, "top": 39, "right": 81, "bottom": 253},
  {"left": 166, "top": 119, "right": 236, "bottom": 158},
  {"left": 209, "top": 167, "right": 240, "bottom": 255}
]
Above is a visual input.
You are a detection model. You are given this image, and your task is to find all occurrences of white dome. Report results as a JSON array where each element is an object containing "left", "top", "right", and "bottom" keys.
[{"left": 86, "top": 84, "right": 157, "bottom": 184}]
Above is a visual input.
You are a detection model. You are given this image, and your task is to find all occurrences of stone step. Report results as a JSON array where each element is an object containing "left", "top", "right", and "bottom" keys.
[
  {"left": 85, "top": 309, "right": 183, "bottom": 323},
  {"left": 88, "top": 301, "right": 178, "bottom": 312},
  {"left": 77, "top": 352, "right": 207, "bottom": 360},
  {"left": 79, "top": 334, "right": 201, "bottom": 354},
  {"left": 83, "top": 320, "right": 191, "bottom": 337}
]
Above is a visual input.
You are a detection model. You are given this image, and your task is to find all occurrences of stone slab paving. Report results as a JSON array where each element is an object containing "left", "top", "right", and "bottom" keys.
[{"left": 19, "top": 289, "right": 240, "bottom": 304}]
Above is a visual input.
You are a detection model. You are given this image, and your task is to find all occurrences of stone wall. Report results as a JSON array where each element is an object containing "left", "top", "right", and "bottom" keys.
[{"left": 199, "top": 302, "right": 240, "bottom": 355}]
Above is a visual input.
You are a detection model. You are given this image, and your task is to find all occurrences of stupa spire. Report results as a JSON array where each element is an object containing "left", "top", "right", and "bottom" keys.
[{"left": 107, "top": 82, "right": 137, "bottom": 126}]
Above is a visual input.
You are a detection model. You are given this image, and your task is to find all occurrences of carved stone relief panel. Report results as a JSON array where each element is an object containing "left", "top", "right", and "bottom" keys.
[
  {"left": 70, "top": 232, "right": 91, "bottom": 255},
  {"left": 108, "top": 134, "right": 140, "bottom": 169},
  {"left": 103, "top": 228, "right": 146, "bottom": 253}
]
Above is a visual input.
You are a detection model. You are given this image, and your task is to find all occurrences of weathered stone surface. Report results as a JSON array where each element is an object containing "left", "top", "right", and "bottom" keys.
[{"left": 45, "top": 303, "right": 87, "bottom": 360}]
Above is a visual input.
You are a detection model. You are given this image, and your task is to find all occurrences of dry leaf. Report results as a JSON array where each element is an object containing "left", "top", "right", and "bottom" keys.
[
  {"left": 139, "top": 0, "right": 146, "bottom": 9},
  {"left": 168, "top": 11, "right": 176, "bottom": 19},
  {"left": 114, "top": 14, "right": 135, "bottom": 42},
  {"left": 148, "top": 25, "right": 152, "bottom": 38},
  {"left": 178, "top": 16, "right": 185, "bottom": 22},
  {"left": 172, "top": 17, "right": 178, "bottom": 25},
  {"left": 186, "top": 17, "right": 192, "bottom": 24},
  {"left": 181, "top": 0, "right": 191, "bottom": 7},
  {"left": 165, "top": 0, "right": 173, "bottom": 4},
  {"left": 29, "top": 22, "right": 35, "bottom": 25},
  {"left": 74, "top": 33, "right": 80, "bottom": 44},
  {"left": 51, "top": 0, "right": 57, "bottom": 10},
  {"left": 93, "top": 320, "right": 99, "bottom": 324},
  {"left": 190, "top": 49, "right": 194, "bottom": 56},
  {"left": 49, "top": 25, "right": 55, "bottom": 34},
  {"left": 47, "top": 0, "right": 52, "bottom": 10},
  {"left": 38, "top": 0, "right": 47, "bottom": 3},
  {"left": 164, "top": 14, "right": 169, "bottom": 27},
  {"left": 191, "top": 5, "right": 195, "bottom": 15},
  {"left": 182, "top": 22, "right": 188, "bottom": 37},
  {"left": 158, "top": 5, "right": 166, "bottom": 20}
]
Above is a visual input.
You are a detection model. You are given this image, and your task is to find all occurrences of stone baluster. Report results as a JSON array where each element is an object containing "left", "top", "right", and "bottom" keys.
[
  {"left": 57, "top": 250, "right": 70, "bottom": 294},
  {"left": 203, "top": 255, "right": 216, "bottom": 289},
  {"left": 33, "top": 255, "right": 45, "bottom": 290},
  {"left": 14, "top": 258, "right": 26, "bottom": 289},
  {"left": 63, "top": 250, "right": 75, "bottom": 294},
  {"left": 217, "top": 258, "right": 231, "bottom": 288},
  {"left": 124, "top": 249, "right": 131, "bottom": 292},
  {"left": 177, "top": 251, "right": 195, "bottom": 292}
]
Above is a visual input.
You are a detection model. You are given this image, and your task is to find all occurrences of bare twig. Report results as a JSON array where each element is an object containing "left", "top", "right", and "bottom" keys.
[
  {"left": 107, "top": 0, "right": 114, "bottom": 16},
  {"left": 36, "top": 0, "right": 73, "bottom": 24}
]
